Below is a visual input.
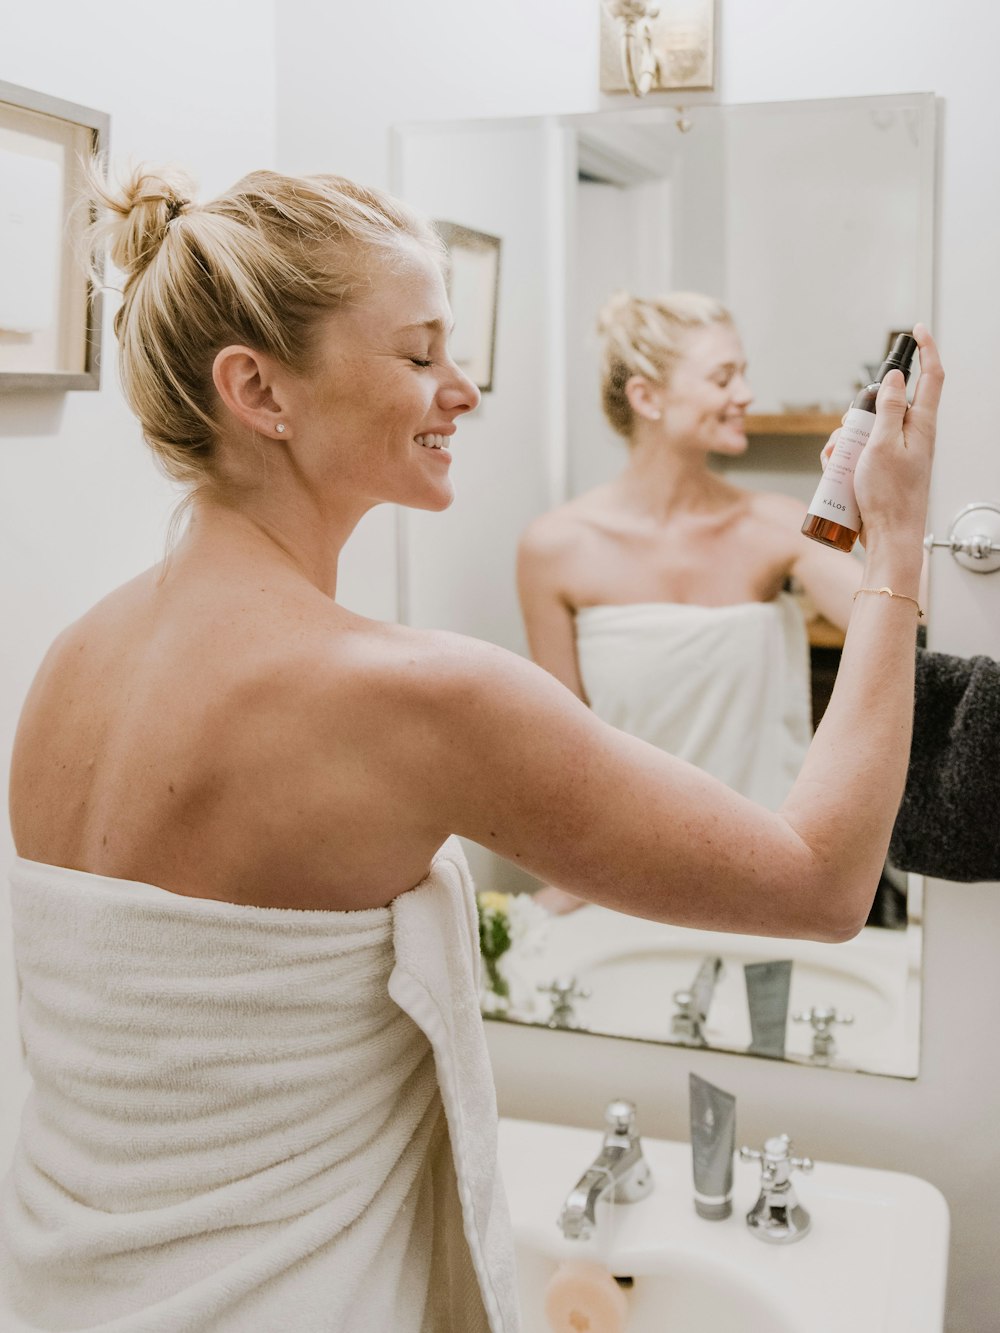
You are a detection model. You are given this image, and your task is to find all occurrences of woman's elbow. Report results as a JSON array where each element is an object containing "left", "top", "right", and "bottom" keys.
[{"left": 805, "top": 884, "right": 871, "bottom": 943}]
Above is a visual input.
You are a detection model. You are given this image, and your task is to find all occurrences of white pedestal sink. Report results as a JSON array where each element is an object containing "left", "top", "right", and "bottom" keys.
[{"left": 498, "top": 1117, "right": 949, "bottom": 1333}]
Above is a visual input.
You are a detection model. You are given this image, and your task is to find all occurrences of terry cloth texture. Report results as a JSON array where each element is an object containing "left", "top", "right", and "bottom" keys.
[
  {"left": 1, "top": 837, "right": 519, "bottom": 1332},
  {"left": 890, "top": 650, "right": 1000, "bottom": 882},
  {"left": 575, "top": 594, "right": 812, "bottom": 809}
]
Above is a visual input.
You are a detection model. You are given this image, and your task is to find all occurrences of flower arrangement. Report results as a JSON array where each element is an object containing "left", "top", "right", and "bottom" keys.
[{"left": 476, "top": 889, "right": 549, "bottom": 1017}]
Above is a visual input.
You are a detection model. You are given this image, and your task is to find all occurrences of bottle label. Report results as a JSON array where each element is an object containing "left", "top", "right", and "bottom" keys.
[{"left": 805, "top": 407, "right": 874, "bottom": 531}]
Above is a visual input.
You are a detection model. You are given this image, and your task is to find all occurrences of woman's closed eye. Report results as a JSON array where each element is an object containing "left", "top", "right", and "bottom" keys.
[{"left": 409, "top": 356, "right": 434, "bottom": 368}]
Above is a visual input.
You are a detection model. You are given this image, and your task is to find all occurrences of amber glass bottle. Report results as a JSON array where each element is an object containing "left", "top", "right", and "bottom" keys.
[{"left": 801, "top": 333, "right": 918, "bottom": 552}]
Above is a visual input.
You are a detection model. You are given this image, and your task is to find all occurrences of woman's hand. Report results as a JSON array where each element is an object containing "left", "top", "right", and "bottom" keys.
[{"left": 852, "top": 324, "right": 942, "bottom": 549}]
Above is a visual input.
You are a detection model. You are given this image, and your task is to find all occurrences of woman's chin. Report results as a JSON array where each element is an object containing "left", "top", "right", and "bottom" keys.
[
  {"left": 410, "top": 484, "right": 455, "bottom": 513},
  {"left": 711, "top": 433, "right": 749, "bottom": 458}
]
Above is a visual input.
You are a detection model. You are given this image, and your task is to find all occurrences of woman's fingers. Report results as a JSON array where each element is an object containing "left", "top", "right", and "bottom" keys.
[
  {"left": 910, "top": 323, "right": 944, "bottom": 415},
  {"left": 820, "top": 437, "right": 836, "bottom": 468},
  {"left": 872, "top": 367, "right": 909, "bottom": 430}
]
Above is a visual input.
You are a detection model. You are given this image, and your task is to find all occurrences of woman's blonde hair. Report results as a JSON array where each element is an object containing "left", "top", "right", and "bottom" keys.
[
  {"left": 86, "top": 161, "right": 446, "bottom": 489},
  {"left": 597, "top": 290, "right": 734, "bottom": 439}
]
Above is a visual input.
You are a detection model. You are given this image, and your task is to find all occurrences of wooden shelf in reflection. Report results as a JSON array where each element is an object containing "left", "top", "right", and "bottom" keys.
[
  {"left": 746, "top": 412, "right": 842, "bottom": 437},
  {"left": 808, "top": 615, "right": 846, "bottom": 649}
]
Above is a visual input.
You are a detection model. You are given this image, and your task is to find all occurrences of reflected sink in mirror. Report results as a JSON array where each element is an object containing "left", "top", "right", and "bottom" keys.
[
  {"left": 509, "top": 904, "right": 920, "bottom": 1077},
  {"left": 499, "top": 1117, "right": 949, "bottom": 1333}
]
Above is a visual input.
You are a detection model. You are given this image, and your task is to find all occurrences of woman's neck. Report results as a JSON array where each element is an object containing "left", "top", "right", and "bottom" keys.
[
  {"left": 612, "top": 432, "right": 733, "bottom": 522},
  {"left": 176, "top": 489, "right": 368, "bottom": 601}
]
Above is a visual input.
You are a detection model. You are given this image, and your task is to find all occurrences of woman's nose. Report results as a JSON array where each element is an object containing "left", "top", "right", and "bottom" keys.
[{"left": 442, "top": 362, "right": 481, "bottom": 416}]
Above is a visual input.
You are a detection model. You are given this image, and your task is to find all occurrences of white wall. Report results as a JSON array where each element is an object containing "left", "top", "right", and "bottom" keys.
[
  {"left": 274, "top": 5, "right": 1000, "bottom": 1331},
  {"left": 2, "top": 3, "right": 997, "bottom": 1330},
  {"left": 0, "top": 0, "right": 276, "bottom": 1151}
]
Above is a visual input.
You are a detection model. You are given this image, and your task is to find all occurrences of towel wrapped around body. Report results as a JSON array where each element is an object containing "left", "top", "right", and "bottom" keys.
[
  {"left": 1, "top": 837, "right": 518, "bottom": 1332},
  {"left": 575, "top": 594, "right": 812, "bottom": 809}
]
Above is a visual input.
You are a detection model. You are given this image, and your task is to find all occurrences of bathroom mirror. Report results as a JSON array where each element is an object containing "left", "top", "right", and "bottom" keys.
[{"left": 391, "top": 93, "right": 935, "bottom": 1078}]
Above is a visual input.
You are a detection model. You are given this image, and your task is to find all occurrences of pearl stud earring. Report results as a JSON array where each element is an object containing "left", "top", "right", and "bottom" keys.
[{"left": 275, "top": 423, "right": 286, "bottom": 434}]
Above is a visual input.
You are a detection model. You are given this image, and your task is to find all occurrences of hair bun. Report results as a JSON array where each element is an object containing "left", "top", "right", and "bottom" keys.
[
  {"left": 596, "top": 289, "right": 636, "bottom": 336},
  {"left": 88, "top": 162, "right": 198, "bottom": 280}
]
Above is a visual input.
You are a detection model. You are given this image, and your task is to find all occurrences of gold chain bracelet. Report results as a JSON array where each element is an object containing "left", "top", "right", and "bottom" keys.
[{"left": 852, "top": 586, "right": 925, "bottom": 618}]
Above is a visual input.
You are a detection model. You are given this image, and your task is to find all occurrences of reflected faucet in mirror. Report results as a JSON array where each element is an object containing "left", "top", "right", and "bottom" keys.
[{"left": 670, "top": 954, "right": 723, "bottom": 1044}]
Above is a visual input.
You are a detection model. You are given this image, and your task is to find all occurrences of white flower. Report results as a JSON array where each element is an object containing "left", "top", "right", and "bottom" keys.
[{"left": 504, "top": 892, "right": 550, "bottom": 957}]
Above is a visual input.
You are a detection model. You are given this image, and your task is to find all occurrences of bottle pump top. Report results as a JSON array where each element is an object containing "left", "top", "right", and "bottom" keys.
[{"left": 875, "top": 333, "right": 918, "bottom": 384}]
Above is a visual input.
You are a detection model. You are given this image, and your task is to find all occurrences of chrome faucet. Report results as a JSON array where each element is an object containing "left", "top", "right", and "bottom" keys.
[
  {"left": 793, "top": 1004, "right": 855, "bottom": 1062},
  {"left": 739, "top": 1134, "right": 814, "bottom": 1243},
  {"left": 538, "top": 975, "right": 591, "bottom": 1029},
  {"left": 671, "top": 955, "right": 724, "bottom": 1043},
  {"left": 557, "top": 1100, "right": 654, "bottom": 1240}
]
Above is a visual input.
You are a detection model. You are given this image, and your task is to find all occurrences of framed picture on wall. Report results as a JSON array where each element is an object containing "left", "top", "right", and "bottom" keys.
[
  {"left": 433, "top": 221, "right": 501, "bottom": 392},
  {"left": 0, "top": 80, "right": 110, "bottom": 392}
]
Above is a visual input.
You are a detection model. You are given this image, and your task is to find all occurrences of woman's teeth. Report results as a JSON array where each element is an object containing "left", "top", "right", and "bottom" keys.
[{"left": 416, "top": 434, "right": 448, "bottom": 450}]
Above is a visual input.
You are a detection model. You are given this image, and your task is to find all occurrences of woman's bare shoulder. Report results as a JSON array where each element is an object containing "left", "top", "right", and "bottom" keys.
[
  {"left": 519, "top": 485, "right": 624, "bottom": 560},
  {"left": 746, "top": 488, "right": 808, "bottom": 524}
]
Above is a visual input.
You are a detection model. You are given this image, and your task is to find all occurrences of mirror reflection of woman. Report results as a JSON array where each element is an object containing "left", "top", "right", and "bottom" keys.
[
  {"left": 518, "top": 292, "right": 888, "bottom": 909},
  {"left": 525, "top": 294, "right": 901, "bottom": 906}
]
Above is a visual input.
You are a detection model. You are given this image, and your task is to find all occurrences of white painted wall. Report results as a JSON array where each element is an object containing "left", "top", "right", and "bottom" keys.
[
  {"left": 0, "top": 0, "right": 276, "bottom": 1158},
  {"left": 1, "top": 2, "right": 997, "bottom": 1330},
  {"left": 275, "top": 5, "right": 1000, "bottom": 1330},
  {"left": 569, "top": 175, "right": 674, "bottom": 497}
]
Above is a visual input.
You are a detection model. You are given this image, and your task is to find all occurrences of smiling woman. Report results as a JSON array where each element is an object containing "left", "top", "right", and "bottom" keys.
[
  {"left": 518, "top": 289, "right": 865, "bottom": 811},
  {"left": 2, "top": 159, "right": 940, "bottom": 1333}
]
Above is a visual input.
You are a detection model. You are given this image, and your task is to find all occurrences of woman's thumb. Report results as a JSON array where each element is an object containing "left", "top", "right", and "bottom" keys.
[{"left": 874, "top": 368, "right": 908, "bottom": 421}]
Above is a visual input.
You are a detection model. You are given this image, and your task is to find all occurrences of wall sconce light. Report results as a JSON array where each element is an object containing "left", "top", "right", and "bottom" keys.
[{"left": 600, "top": 1, "right": 716, "bottom": 98}]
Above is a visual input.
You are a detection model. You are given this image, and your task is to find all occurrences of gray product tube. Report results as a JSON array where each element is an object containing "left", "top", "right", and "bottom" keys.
[
  {"left": 689, "top": 1072, "right": 736, "bottom": 1220},
  {"left": 744, "top": 959, "right": 793, "bottom": 1059}
]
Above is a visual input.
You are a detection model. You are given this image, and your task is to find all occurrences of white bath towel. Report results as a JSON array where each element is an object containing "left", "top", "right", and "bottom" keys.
[
  {"left": 1, "top": 838, "right": 519, "bottom": 1332},
  {"left": 576, "top": 595, "right": 812, "bottom": 809}
]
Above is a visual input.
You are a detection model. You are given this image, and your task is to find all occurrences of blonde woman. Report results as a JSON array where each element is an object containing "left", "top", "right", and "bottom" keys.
[
  {"left": 518, "top": 294, "right": 898, "bottom": 922},
  {"left": 4, "top": 167, "right": 940, "bottom": 1332}
]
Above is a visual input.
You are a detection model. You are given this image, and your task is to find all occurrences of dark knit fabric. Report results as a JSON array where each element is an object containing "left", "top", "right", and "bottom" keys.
[{"left": 889, "top": 650, "right": 1000, "bottom": 882}]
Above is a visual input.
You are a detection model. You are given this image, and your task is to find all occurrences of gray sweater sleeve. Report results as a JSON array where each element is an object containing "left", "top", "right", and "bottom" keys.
[{"left": 888, "top": 649, "right": 1000, "bottom": 882}]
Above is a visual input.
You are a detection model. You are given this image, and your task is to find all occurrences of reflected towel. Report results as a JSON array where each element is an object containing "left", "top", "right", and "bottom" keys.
[
  {"left": 1, "top": 838, "right": 518, "bottom": 1332},
  {"left": 576, "top": 595, "right": 812, "bottom": 808}
]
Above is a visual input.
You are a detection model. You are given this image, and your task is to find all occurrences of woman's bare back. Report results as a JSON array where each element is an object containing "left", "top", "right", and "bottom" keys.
[{"left": 9, "top": 559, "right": 455, "bottom": 911}]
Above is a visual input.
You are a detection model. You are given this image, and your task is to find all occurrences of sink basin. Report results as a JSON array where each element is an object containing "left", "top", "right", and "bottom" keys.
[
  {"left": 498, "top": 1117, "right": 949, "bottom": 1333},
  {"left": 512, "top": 905, "right": 920, "bottom": 1075}
]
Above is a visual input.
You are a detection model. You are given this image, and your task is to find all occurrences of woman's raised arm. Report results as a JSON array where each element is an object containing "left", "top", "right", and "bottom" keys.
[{"left": 407, "top": 328, "right": 942, "bottom": 943}]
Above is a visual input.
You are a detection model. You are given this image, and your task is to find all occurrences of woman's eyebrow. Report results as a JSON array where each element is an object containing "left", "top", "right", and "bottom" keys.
[{"left": 398, "top": 318, "right": 455, "bottom": 335}]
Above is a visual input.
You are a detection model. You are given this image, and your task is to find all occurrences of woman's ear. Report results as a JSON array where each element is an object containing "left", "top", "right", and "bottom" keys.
[
  {"left": 624, "top": 375, "right": 663, "bottom": 423},
  {"left": 212, "top": 345, "right": 290, "bottom": 438}
]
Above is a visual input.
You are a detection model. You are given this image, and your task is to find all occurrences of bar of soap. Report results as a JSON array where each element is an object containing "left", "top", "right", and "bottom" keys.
[{"left": 543, "top": 1259, "right": 628, "bottom": 1333}]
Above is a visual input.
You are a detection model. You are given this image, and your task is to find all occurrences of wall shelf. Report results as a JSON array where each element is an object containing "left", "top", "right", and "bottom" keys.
[
  {"left": 746, "top": 412, "right": 842, "bottom": 437},
  {"left": 808, "top": 616, "right": 846, "bottom": 650}
]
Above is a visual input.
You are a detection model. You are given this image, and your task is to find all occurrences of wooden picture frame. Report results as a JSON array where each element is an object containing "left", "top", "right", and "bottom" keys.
[
  {"left": 434, "top": 221, "right": 501, "bottom": 393},
  {"left": 0, "top": 80, "right": 109, "bottom": 392}
]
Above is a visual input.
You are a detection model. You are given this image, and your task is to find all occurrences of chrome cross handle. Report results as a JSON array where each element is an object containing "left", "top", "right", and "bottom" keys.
[
  {"left": 538, "top": 975, "right": 591, "bottom": 1029},
  {"left": 739, "top": 1135, "right": 814, "bottom": 1244},
  {"left": 793, "top": 1004, "right": 854, "bottom": 1060}
]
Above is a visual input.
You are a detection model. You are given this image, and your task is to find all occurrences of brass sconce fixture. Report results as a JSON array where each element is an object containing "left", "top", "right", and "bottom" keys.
[{"left": 600, "top": 1, "right": 716, "bottom": 98}]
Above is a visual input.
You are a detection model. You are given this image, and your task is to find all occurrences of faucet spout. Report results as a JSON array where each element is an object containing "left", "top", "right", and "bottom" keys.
[{"left": 557, "top": 1101, "right": 654, "bottom": 1239}]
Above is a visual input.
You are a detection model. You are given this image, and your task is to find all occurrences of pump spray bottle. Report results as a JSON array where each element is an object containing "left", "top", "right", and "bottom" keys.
[{"left": 801, "top": 333, "right": 918, "bottom": 552}]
